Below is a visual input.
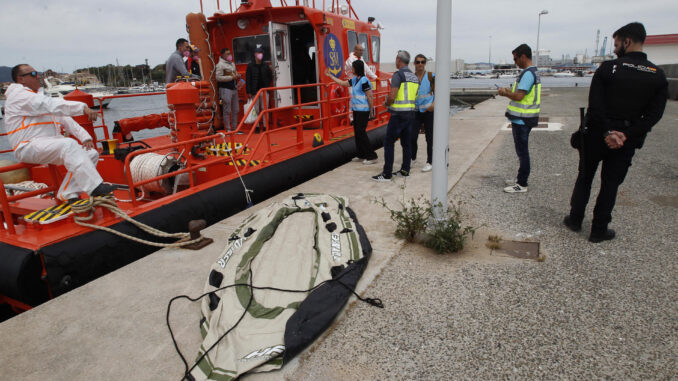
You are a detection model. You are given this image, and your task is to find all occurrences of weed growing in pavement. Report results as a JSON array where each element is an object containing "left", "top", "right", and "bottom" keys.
[
  {"left": 373, "top": 194, "right": 478, "bottom": 253},
  {"left": 374, "top": 196, "right": 429, "bottom": 242},
  {"left": 424, "top": 200, "right": 478, "bottom": 254},
  {"left": 486, "top": 235, "right": 503, "bottom": 251}
]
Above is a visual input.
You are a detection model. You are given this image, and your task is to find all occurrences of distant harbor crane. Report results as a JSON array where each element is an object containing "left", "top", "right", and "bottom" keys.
[{"left": 600, "top": 36, "right": 608, "bottom": 56}]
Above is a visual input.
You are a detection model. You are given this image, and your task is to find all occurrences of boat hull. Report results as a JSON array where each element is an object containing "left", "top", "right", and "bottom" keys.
[{"left": 0, "top": 125, "right": 387, "bottom": 306}]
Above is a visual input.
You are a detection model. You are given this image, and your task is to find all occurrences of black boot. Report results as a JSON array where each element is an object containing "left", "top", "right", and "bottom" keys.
[
  {"left": 589, "top": 228, "right": 615, "bottom": 243},
  {"left": 563, "top": 215, "right": 582, "bottom": 232},
  {"left": 91, "top": 182, "right": 116, "bottom": 197}
]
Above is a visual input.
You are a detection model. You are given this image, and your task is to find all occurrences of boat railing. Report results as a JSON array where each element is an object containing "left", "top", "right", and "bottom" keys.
[
  {"left": 0, "top": 163, "right": 61, "bottom": 234},
  {"left": 1, "top": 79, "right": 389, "bottom": 225},
  {"left": 119, "top": 79, "right": 388, "bottom": 207},
  {"left": 232, "top": 80, "right": 389, "bottom": 163},
  {"left": 200, "top": 0, "right": 359, "bottom": 19},
  {"left": 121, "top": 133, "right": 237, "bottom": 208}
]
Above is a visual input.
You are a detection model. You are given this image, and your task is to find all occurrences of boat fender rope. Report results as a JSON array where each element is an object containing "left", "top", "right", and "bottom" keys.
[
  {"left": 167, "top": 267, "right": 384, "bottom": 381},
  {"left": 71, "top": 196, "right": 207, "bottom": 248}
]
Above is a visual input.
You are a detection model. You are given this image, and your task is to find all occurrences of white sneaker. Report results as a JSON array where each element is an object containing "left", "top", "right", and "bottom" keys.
[
  {"left": 421, "top": 163, "right": 432, "bottom": 172},
  {"left": 362, "top": 159, "right": 377, "bottom": 165},
  {"left": 503, "top": 184, "right": 528, "bottom": 193}
]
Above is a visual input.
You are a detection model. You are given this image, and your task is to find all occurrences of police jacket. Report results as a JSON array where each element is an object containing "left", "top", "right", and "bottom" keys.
[
  {"left": 245, "top": 61, "right": 273, "bottom": 95},
  {"left": 587, "top": 51, "right": 668, "bottom": 149}
]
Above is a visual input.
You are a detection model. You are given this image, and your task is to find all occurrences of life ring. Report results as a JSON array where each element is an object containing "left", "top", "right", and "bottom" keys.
[{"left": 328, "top": 84, "right": 347, "bottom": 115}]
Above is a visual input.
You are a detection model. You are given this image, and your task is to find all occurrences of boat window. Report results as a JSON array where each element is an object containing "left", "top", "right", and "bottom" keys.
[
  {"left": 370, "top": 36, "right": 380, "bottom": 63},
  {"left": 274, "top": 32, "right": 286, "bottom": 61},
  {"left": 233, "top": 35, "right": 271, "bottom": 64},
  {"left": 359, "top": 33, "right": 370, "bottom": 62},
  {"left": 347, "top": 31, "right": 358, "bottom": 56}
]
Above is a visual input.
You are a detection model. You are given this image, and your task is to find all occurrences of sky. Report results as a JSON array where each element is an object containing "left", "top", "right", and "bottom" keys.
[{"left": 1, "top": 0, "right": 677, "bottom": 72}]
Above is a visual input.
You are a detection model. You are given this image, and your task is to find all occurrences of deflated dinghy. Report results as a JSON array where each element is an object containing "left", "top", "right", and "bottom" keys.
[{"left": 170, "top": 193, "right": 381, "bottom": 380}]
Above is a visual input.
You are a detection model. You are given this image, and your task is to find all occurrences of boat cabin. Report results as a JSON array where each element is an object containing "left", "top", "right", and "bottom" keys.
[{"left": 189, "top": 0, "right": 386, "bottom": 129}]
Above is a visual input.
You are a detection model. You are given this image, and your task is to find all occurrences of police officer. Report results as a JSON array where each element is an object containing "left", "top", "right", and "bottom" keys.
[
  {"left": 372, "top": 50, "right": 419, "bottom": 182},
  {"left": 563, "top": 22, "right": 668, "bottom": 243}
]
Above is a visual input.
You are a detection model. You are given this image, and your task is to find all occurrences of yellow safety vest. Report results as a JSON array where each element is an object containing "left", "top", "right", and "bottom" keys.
[
  {"left": 389, "top": 70, "right": 419, "bottom": 112},
  {"left": 506, "top": 67, "right": 541, "bottom": 119}
]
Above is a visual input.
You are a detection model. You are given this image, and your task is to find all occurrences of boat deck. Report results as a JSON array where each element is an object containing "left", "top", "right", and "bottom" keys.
[{"left": 0, "top": 122, "right": 365, "bottom": 250}]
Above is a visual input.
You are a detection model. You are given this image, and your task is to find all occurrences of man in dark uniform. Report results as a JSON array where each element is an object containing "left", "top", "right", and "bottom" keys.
[{"left": 563, "top": 22, "right": 668, "bottom": 243}]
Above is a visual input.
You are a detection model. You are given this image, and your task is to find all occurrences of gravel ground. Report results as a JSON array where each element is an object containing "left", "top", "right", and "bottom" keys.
[{"left": 289, "top": 88, "right": 678, "bottom": 380}]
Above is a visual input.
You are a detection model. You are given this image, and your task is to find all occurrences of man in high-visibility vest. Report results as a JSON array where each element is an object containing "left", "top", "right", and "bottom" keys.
[
  {"left": 372, "top": 50, "right": 419, "bottom": 182},
  {"left": 497, "top": 44, "right": 541, "bottom": 193}
]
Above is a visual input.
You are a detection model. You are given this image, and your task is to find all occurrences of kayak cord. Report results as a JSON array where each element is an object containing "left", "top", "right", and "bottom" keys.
[{"left": 167, "top": 267, "right": 384, "bottom": 380}]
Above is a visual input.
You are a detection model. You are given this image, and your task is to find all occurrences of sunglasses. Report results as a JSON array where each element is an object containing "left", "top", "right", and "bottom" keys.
[
  {"left": 20, "top": 71, "right": 39, "bottom": 77},
  {"left": 415, "top": 60, "right": 426, "bottom": 64}
]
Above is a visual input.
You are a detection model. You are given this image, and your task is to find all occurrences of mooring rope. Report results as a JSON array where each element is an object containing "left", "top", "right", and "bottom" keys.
[
  {"left": 217, "top": 133, "right": 253, "bottom": 207},
  {"left": 130, "top": 152, "right": 174, "bottom": 194},
  {"left": 71, "top": 196, "right": 205, "bottom": 248}
]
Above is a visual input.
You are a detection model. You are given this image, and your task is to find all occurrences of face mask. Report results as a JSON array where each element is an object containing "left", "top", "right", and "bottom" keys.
[
  {"left": 193, "top": 55, "right": 199, "bottom": 61},
  {"left": 226, "top": 55, "right": 233, "bottom": 61},
  {"left": 255, "top": 53, "right": 264, "bottom": 61},
  {"left": 183, "top": 51, "right": 190, "bottom": 57}
]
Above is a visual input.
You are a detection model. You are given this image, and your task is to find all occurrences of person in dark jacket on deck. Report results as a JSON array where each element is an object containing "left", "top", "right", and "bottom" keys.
[
  {"left": 563, "top": 22, "right": 668, "bottom": 243},
  {"left": 245, "top": 47, "right": 273, "bottom": 130}
]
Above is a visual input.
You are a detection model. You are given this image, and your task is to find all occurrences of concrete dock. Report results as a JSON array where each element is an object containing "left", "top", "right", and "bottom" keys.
[{"left": 1, "top": 88, "right": 676, "bottom": 380}]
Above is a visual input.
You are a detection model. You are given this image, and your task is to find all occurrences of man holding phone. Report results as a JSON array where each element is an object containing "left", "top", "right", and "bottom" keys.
[{"left": 497, "top": 44, "right": 541, "bottom": 193}]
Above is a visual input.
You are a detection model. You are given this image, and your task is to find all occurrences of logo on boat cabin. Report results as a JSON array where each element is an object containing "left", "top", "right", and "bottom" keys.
[
  {"left": 324, "top": 33, "right": 343, "bottom": 77},
  {"left": 342, "top": 19, "right": 355, "bottom": 30}
]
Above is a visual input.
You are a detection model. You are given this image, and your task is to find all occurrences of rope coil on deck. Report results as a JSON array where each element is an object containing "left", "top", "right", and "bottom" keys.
[
  {"left": 71, "top": 196, "right": 205, "bottom": 248},
  {"left": 130, "top": 153, "right": 177, "bottom": 194}
]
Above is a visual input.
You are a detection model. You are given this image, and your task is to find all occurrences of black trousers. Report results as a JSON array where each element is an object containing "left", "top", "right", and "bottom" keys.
[
  {"left": 411, "top": 111, "right": 434, "bottom": 164},
  {"left": 352, "top": 111, "right": 377, "bottom": 160},
  {"left": 569, "top": 132, "right": 636, "bottom": 232}
]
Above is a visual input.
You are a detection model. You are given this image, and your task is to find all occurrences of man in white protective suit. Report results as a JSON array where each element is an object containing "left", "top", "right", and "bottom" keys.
[{"left": 3, "top": 64, "right": 115, "bottom": 202}]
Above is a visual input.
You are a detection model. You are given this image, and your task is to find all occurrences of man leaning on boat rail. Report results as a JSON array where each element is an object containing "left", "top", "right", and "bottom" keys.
[
  {"left": 3, "top": 64, "right": 115, "bottom": 201},
  {"left": 166, "top": 38, "right": 199, "bottom": 83}
]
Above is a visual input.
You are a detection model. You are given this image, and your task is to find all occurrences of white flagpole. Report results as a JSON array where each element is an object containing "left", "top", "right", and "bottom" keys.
[{"left": 431, "top": 0, "right": 452, "bottom": 220}]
